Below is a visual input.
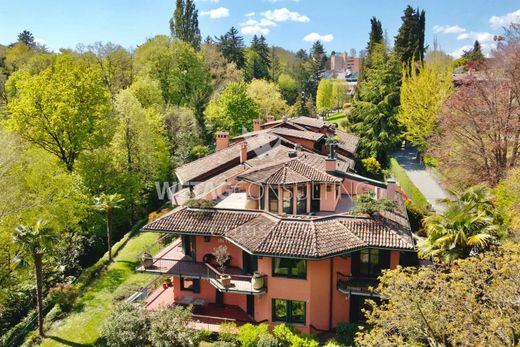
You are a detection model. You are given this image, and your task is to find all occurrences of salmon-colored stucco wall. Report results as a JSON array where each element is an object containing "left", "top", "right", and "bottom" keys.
[
  {"left": 193, "top": 236, "right": 243, "bottom": 269},
  {"left": 332, "top": 256, "right": 350, "bottom": 326},
  {"left": 390, "top": 250, "right": 400, "bottom": 270},
  {"left": 320, "top": 183, "right": 338, "bottom": 211}
]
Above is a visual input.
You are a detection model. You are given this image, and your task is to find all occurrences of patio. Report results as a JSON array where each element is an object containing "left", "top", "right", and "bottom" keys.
[{"left": 144, "top": 285, "right": 253, "bottom": 332}]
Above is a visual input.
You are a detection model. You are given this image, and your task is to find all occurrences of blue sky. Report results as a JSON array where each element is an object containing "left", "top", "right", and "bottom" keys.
[{"left": 1, "top": 0, "right": 519, "bottom": 57}]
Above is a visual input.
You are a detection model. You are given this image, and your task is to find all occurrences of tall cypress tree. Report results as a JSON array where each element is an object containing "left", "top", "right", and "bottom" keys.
[
  {"left": 215, "top": 27, "right": 246, "bottom": 69},
  {"left": 309, "top": 40, "right": 327, "bottom": 97},
  {"left": 394, "top": 6, "right": 426, "bottom": 69},
  {"left": 169, "top": 0, "right": 202, "bottom": 50},
  {"left": 367, "top": 17, "right": 383, "bottom": 53}
]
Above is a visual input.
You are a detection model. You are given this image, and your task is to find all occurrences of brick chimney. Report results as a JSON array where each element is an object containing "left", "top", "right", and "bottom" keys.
[
  {"left": 253, "top": 119, "right": 262, "bottom": 132},
  {"left": 386, "top": 178, "right": 397, "bottom": 200},
  {"left": 325, "top": 158, "right": 336, "bottom": 172},
  {"left": 216, "top": 132, "right": 229, "bottom": 151},
  {"left": 240, "top": 142, "right": 248, "bottom": 163},
  {"left": 266, "top": 115, "right": 275, "bottom": 123}
]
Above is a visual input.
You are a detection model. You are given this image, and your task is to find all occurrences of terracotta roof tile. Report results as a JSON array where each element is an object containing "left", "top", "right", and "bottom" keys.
[
  {"left": 142, "top": 208, "right": 415, "bottom": 258},
  {"left": 271, "top": 128, "right": 324, "bottom": 141},
  {"left": 335, "top": 129, "right": 359, "bottom": 154}
]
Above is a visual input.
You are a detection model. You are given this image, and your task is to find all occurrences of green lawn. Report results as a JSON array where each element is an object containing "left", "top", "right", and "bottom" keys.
[
  {"left": 38, "top": 232, "right": 161, "bottom": 347},
  {"left": 326, "top": 112, "right": 348, "bottom": 130},
  {"left": 389, "top": 158, "right": 430, "bottom": 212}
]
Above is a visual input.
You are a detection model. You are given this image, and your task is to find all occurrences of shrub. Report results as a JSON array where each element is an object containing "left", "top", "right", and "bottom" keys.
[
  {"left": 273, "top": 324, "right": 319, "bottom": 347},
  {"left": 339, "top": 119, "right": 349, "bottom": 130},
  {"left": 361, "top": 157, "right": 383, "bottom": 179},
  {"left": 218, "top": 322, "right": 238, "bottom": 344},
  {"left": 185, "top": 198, "right": 217, "bottom": 209},
  {"left": 100, "top": 302, "right": 150, "bottom": 347},
  {"left": 111, "top": 282, "right": 142, "bottom": 303},
  {"left": 324, "top": 338, "right": 345, "bottom": 347},
  {"left": 422, "top": 155, "right": 438, "bottom": 168},
  {"left": 257, "top": 333, "right": 280, "bottom": 347},
  {"left": 237, "top": 323, "right": 270, "bottom": 347},
  {"left": 335, "top": 322, "right": 360, "bottom": 346},
  {"left": 198, "top": 329, "right": 214, "bottom": 342},
  {"left": 149, "top": 305, "right": 199, "bottom": 347},
  {"left": 404, "top": 198, "right": 426, "bottom": 234},
  {"left": 47, "top": 283, "right": 78, "bottom": 311}
]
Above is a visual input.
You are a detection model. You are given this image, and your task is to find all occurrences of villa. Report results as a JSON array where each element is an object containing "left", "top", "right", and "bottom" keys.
[{"left": 136, "top": 116, "right": 417, "bottom": 334}]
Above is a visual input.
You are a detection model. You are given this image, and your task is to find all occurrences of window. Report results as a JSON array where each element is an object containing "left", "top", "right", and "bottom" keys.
[
  {"left": 269, "top": 187, "right": 279, "bottom": 213},
  {"left": 296, "top": 184, "right": 307, "bottom": 214},
  {"left": 259, "top": 186, "right": 265, "bottom": 210},
  {"left": 282, "top": 186, "right": 293, "bottom": 214},
  {"left": 273, "top": 258, "right": 306, "bottom": 279},
  {"left": 180, "top": 277, "right": 200, "bottom": 293},
  {"left": 272, "top": 299, "right": 306, "bottom": 324},
  {"left": 358, "top": 249, "right": 390, "bottom": 277}
]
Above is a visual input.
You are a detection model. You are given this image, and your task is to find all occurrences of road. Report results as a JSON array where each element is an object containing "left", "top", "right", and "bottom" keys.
[{"left": 393, "top": 147, "right": 449, "bottom": 212}]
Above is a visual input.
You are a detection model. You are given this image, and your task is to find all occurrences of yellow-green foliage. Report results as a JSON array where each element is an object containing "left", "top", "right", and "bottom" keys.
[
  {"left": 273, "top": 324, "right": 319, "bottom": 347},
  {"left": 316, "top": 79, "right": 333, "bottom": 114},
  {"left": 397, "top": 62, "right": 452, "bottom": 152},
  {"left": 356, "top": 242, "right": 520, "bottom": 346}
]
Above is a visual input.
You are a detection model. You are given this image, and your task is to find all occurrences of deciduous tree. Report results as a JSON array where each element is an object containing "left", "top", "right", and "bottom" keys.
[
  {"left": 247, "top": 79, "right": 288, "bottom": 118},
  {"left": 6, "top": 54, "right": 111, "bottom": 172}
]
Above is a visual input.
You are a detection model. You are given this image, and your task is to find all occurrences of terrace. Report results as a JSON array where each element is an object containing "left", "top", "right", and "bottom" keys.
[
  {"left": 336, "top": 272, "right": 379, "bottom": 297},
  {"left": 138, "top": 239, "right": 267, "bottom": 295}
]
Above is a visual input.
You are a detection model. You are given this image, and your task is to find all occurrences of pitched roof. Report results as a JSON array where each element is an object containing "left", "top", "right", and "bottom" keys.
[
  {"left": 175, "top": 133, "right": 279, "bottom": 184},
  {"left": 237, "top": 158, "right": 342, "bottom": 185},
  {"left": 291, "top": 116, "right": 328, "bottom": 129},
  {"left": 335, "top": 129, "right": 359, "bottom": 154},
  {"left": 142, "top": 207, "right": 415, "bottom": 258},
  {"left": 271, "top": 128, "right": 324, "bottom": 141}
]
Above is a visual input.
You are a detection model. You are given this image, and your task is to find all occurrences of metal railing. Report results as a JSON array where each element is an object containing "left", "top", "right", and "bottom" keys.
[
  {"left": 139, "top": 254, "right": 267, "bottom": 294},
  {"left": 336, "top": 272, "right": 378, "bottom": 295}
]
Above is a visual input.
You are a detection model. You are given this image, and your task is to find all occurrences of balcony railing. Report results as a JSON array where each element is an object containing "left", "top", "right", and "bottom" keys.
[
  {"left": 138, "top": 241, "right": 267, "bottom": 295},
  {"left": 336, "top": 272, "right": 379, "bottom": 297}
]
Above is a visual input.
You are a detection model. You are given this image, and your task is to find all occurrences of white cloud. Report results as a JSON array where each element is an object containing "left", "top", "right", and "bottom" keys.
[
  {"left": 432, "top": 24, "right": 466, "bottom": 34},
  {"left": 262, "top": 8, "right": 310, "bottom": 23},
  {"left": 245, "top": 12, "right": 256, "bottom": 17},
  {"left": 34, "top": 37, "right": 47, "bottom": 46},
  {"left": 242, "top": 18, "right": 276, "bottom": 27},
  {"left": 489, "top": 9, "right": 520, "bottom": 29},
  {"left": 200, "top": 7, "right": 229, "bottom": 19},
  {"left": 303, "top": 32, "right": 334, "bottom": 43},
  {"left": 241, "top": 26, "right": 270, "bottom": 36},
  {"left": 456, "top": 31, "right": 494, "bottom": 44},
  {"left": 449, "top": 44, "right": 473, "bottom": 58}
]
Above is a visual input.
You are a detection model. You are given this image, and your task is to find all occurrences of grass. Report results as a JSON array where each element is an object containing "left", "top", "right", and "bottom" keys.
[
  {"left": 326, "top": 111, "right": 348, "bottom": 130},
  {"left": 37, "top": 231, "right": 162, "bottom": 347},
  {"left": 389, "top": 157, "right": 431, "bottom": 212}
]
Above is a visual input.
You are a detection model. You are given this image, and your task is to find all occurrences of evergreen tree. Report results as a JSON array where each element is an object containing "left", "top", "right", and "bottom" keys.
[
  {"left": 367, "top": 17, "right": 383, "bottom": 53},
  {"left": 215, "top": 27, "right": 245, "bottom": 69},
  {"left": 463, "top": 40, "right": 485, "bottom": 62},
  {"left": 350, "top": 43, "right": 401, "bottom": 162},
  {"left": 246, "top": 35, "right": 270, "bottom": 80},
  {"left": 17, "top": 30, "right": 36, "bottom": 49},
  {"left": 169, "top": 0, "right": 202, "bottom": 50},
  {"left": 309, "top": 40, "right": 327, "bottom": 97},
  {"left": 270, "top": 46, "right": 281, "bottom": 81},
  {"left": 394, "top": 6, "right": 426, "bottom": 69}
]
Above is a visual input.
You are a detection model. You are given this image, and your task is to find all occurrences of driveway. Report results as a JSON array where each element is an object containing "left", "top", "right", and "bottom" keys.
[{"left": 393, "top": 147, "right": 449, "bottom": 212}]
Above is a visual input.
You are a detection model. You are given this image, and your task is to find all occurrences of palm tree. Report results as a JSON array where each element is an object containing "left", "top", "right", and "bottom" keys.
[
  {"left": 94, "top": 193, "right": 124, "bottom": 262},
  {"left": 418, "top": 185, "right": 506, "bottom": 262},
  {"left": 12, "top": 220, "right": 56, "bottom": 336}
]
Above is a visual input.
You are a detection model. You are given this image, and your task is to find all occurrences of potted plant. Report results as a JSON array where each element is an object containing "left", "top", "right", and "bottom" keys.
[
  {"left": 141, "top": 251, "right": 154, "bottom": 269},
  {"left": 163, "top": 277, "right": 172, "bottom": 289},
  {"left": 213, "top": 245, "right": 231, "bottom": 287},
  {"left": 251, "top": 271, "right": 265, "bottom": 290}
]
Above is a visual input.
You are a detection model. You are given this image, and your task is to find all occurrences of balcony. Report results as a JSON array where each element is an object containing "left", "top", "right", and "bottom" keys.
[
  {"left": 336, "top": 272, "right": 379, "bottom": 297},
  {"left": 138, "top": 239, "right": 267, "bottom": 295}
]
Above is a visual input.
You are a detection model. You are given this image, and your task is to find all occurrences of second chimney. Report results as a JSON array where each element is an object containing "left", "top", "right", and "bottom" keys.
[
  {"left": 253, "top": 119, "right": 262, "bottom": 132},
  {"left": 216, "top": 132, "right": 229, "bottom": 151},
  {"left": 386, "top": 178, "right": 397, "bottom": 200},
  {"left": 240, "top": 142, "right": 248, "bottom": 163},
  {"left": 266, "top": 115, "right": 275, "bottom": 123},
  {"left": 325, "top": 158, "right": 336, "bottom": 172}
]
